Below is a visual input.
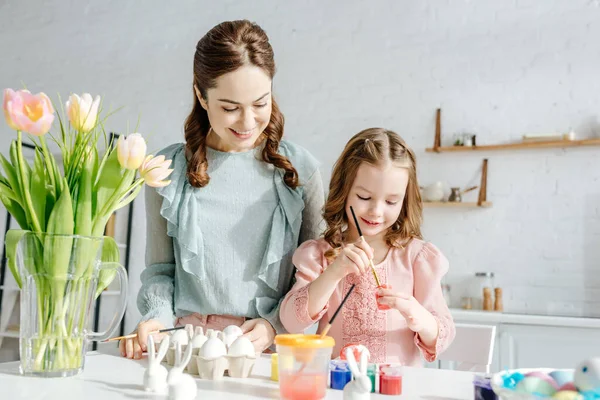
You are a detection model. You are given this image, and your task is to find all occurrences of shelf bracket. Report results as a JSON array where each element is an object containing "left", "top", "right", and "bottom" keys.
[
  {"left": 434, "top": 108, "right": 442, "bottom": 152},
  {"left": 478, "top": 159, "right": 488, "bottom": 206}
]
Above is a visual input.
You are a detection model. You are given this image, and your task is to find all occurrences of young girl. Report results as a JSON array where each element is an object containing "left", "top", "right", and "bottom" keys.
[{"left": 280, "top": 128, "right": 455, "bottom": 365}]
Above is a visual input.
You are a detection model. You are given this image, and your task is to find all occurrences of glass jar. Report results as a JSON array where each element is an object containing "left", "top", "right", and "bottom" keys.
[
  {"left": 448, "top": 188, "right": 462, "bottom": 202},
  {"left": 473, "top": 272, "right": 495, "bottom": 310}
]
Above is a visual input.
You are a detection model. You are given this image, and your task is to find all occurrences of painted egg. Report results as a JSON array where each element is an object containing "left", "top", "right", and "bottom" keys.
[
  {"left": 526, "top": 371, "right": 559, "bottom": 389},
  {"left": 515, "top": 376, "right": 558, "bottom": 397},
  {"left": 550, "top": 370, "right": 575, "bottom": 388},
  {"left": 199, "top": 336, "right": 227, "bottom": 359},
  {"left": 228, "top": 336, "right": 255, "bottom": 357},
  {"left": 339, "top": 343, "right": 370, "bottom": 362},
  {"left": 553, "top": 390, "right": 583, "bottom": 400},
  {"left": 559, "top": 382, "right": 577, "bottom": 392},
  {"left": 502, "top": 371, "right": 526, "bottom": 389}
]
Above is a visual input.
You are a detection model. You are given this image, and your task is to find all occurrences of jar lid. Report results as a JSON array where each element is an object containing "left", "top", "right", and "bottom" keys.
[
  {"left": 475, "top": 272, "right": 494, "bottom": 277},
  {"left": 274, "top": 334, "right": 335, "bottom": 349}
]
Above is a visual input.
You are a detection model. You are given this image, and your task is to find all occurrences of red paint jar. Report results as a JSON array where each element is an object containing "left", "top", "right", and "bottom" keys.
[{"left": 379, "top": 365, "right": 403, "bottom": 395}]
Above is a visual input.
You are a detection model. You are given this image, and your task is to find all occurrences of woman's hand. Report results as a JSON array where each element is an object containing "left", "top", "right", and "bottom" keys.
[
  {"left": 240, "top": 318, "right": 276, "bottom": 353},
  {"left": 119, "top": 319, "right": 166, "bottom": 359}
]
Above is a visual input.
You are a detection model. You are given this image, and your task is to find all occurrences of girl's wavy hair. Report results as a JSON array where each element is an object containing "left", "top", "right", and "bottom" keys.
[
  {"left": 184, "top": 20, "right": 298, "bottom": 188},
  {"left": 323, "top": 128, "right": 423, "bottom": 262}
]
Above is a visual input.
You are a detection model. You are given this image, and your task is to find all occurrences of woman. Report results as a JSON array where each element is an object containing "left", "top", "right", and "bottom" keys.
[{"left": 120, "top": 20, "right": 324, "bottom": 359}]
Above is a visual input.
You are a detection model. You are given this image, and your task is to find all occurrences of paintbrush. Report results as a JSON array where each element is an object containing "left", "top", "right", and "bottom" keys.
[
  {"left": 349, "top": 206, "right": 382, "bottom": 287},
  {"left": 101, "top": 326, "right": 184, "bottom": 342},
  {"left": 320, "top": 283, "right": 355, "bottom": 337}
]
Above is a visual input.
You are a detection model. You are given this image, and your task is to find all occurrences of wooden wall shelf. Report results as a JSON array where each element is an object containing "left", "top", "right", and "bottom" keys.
[
  {"left": 423, "top": 201, "right": 492, "bottom": 208},
  {"left": 428, "top": 108, "right": 600, "bottom": 153},
  {"left": 427, "top": 138, "right": 600, "bottom": 153},
  {"left": 422, "top": 159, "right": 490, "bottom": 208}
]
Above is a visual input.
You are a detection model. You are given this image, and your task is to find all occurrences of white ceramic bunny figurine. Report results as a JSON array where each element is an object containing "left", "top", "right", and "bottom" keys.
[
  {"left": 143, "top": 334, "right": 170, "bottom": 393},
  {"left": 167, "top": 341, "right": 198, "bottom": 400},
  {"left": 343, "top": 347, "right": 372, "bottom": 400}
]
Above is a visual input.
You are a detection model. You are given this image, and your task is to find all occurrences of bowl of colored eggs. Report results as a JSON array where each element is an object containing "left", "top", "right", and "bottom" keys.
[
  {"left": 491, "top": 358, "right": 600, "bottom": 400},
  {"left": 491, "top": 368, "right": 577, "bottom": 399}
]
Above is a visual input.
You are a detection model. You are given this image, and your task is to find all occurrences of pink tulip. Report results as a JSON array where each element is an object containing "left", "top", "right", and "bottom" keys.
[
  {"left": 2, "top": 89, "right": 55, "bottom": 136},
  {"left": 3, "top": 89, "right": 19, "bottom": 130},
  {"left": 139, "top": 155, "right": 173, "bottom": 188},
  {"left": 117, "top": 133, "right": 147, "bottom": 170}
]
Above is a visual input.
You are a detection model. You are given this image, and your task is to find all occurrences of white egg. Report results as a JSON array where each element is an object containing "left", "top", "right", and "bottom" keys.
[
  {"left": 228, "top": 337, "right": 255, "bottom": 358},
  {"left": 191, "top": 333, "right": 208, "bottom": 350},
  {"left": 223, "top": 325, "right": 243, "bottom": 338},
  {"left": 199, "top": 337, "right": 227, "bottom": 359},
  {"left": 170, "top": 329, "right": 189, "bottom": 347}
]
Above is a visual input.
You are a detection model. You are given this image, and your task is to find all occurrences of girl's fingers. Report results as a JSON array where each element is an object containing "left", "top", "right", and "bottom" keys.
[
  {"left": 376, "top": 296, "right": 396, "bottom": 310},
  {"left": 343, "top": 247, "right": 366, "bottom": 274},
  {"left": 355, "top": 237, "right": 374, "bottom": 260},
  {"left": 352, "top": 247, "right": 371, "bottom": 274},
  {"left": 377, "top": 288, "right": 410, "bottom": 299}
]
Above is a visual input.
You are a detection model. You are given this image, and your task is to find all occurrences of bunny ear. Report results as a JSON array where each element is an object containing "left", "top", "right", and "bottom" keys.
[
  {"left": 345, "top": 348, "right": 361, "bottom": 377},
  {"left": 180, "top": 340, "right": 194, "bottom": 369},
  {"left": 194, "top": 326, "right": 204, "bottom": 337},
  {"left": 359, "top": 350, "right": 368, "bottom": 375},
  {"left": 175, "top": 342, "right": 182, "bottom": 367},
  {"left": 156, "top": 335, "right": 170, "bottom": 363},
  {"left": 148, "top": 335, "right": 156, "bottom": 361}
]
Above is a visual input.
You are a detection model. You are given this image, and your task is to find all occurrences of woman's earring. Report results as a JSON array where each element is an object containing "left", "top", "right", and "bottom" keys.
[{"left": 393, "top": 222, "right": 401, "bottom": 231}]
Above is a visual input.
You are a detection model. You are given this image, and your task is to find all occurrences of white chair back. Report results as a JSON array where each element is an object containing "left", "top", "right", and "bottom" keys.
[{"left": 437, "top": 323, "right": 496, "bottom": 373}]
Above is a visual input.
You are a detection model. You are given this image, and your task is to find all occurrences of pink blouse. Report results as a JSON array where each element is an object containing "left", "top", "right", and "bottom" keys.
[{"left": 280, "top": 238, "right": 455, "bottom": 366}]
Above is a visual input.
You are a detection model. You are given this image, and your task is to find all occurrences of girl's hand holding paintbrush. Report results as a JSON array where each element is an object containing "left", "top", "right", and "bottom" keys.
[
  {"left": 328, "top": 238, "right": 374, "bottom": 279},
  {"left": 306, "top": 238, "right": 373, "bottom": 317}
]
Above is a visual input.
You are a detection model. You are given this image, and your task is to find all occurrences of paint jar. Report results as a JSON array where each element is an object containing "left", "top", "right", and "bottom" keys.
[
  {"left": 274, "top": 334, "right": 335, "bottom": 400},
  {"left": 379, "top": 364, "right": 403, "bottom": 395},
  {"left": 329, "top": 360, "right": 352, "bottom": 390},
  {"left": 366, "top": 363, "right": 377, "bottom": 393},
  {"left": 271, "top": 353, "right": 279, "bottom": 381},
  {"left": 473, "top": 374, "right": 498, "bottom": 400}
]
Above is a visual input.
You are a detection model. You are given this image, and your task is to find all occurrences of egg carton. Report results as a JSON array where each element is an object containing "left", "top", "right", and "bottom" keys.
[{"left": 162, "top": 324, "right": 257, "bottom": 380}]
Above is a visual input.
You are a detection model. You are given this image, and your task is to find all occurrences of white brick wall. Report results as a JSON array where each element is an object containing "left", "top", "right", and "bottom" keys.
[{"left": 1, "top": 0, "right": 600, "bottom": 332}]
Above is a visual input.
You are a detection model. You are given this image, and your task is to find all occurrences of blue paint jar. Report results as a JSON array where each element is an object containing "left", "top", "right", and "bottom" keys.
[
  {"left": 330, "top": 360, "right": 352, "bottom": 390},
  {"left": 473, "top": 374, "right": 498, "bottom": 400}
]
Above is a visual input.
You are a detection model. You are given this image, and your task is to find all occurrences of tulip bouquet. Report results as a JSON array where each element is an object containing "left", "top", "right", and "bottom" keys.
[{"left": 1, "top": 88, "right": 173, "bottom": 374}]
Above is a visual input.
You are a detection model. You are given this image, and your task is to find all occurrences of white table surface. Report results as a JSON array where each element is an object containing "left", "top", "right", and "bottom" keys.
[{"left": 0, "top": 352, "right": 475, "bottom": 399}]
